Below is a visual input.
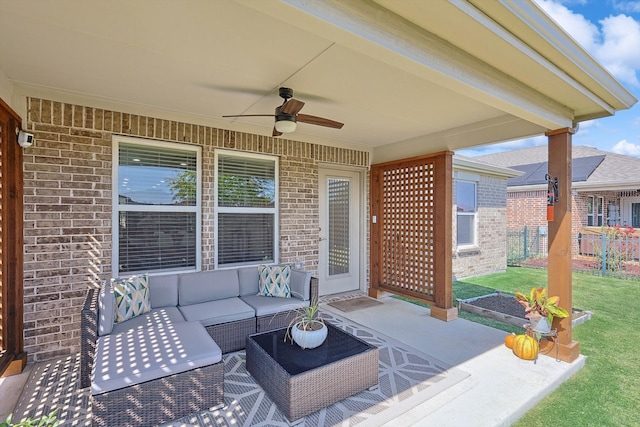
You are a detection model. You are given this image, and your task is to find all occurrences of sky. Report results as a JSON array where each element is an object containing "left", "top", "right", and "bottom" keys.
[{"left": 457, "top": 0, "right": 640, "bottom": 158}]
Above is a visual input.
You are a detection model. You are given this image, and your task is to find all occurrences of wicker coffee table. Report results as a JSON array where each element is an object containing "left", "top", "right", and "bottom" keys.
[{"left": 246, "top": 322, "right": 379, "bottom": 424}]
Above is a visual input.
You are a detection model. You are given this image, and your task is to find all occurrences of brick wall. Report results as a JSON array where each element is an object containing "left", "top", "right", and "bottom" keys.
[
  {"left": 22, "top": 97, "right": 369, "bottom": 362},
  {"left": 452, "top": 174, "right": 509, "bottom": 279},
  {"left": 507, "top": 190, "right": 623, "bottom": 232},
  {"left": 507, "top": 189, "right": 623, "bottom": 256}
]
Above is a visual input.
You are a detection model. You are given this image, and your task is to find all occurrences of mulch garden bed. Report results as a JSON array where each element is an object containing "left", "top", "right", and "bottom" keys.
[
  {"left": 464, "top": 293, "right": 526, "bottom": 318},
  {"left": 459, "top": 292, "right": 591, "bottom": 327}
]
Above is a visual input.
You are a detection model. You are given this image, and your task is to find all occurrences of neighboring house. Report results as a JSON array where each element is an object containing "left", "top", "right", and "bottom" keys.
[
  {"left": 0, "top": 1, "right": 634, "bottom": 370},
  {"left": 475, "top": 145, "right": 640, "bottom": 242},
  {"left": 452, "top": 156, "right": 521, "bottom": 280}
]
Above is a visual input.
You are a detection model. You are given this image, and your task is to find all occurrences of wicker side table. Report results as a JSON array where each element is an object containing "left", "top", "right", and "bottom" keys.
[{"left": 246, "top": 323, "right": 379, "bottom": 424}]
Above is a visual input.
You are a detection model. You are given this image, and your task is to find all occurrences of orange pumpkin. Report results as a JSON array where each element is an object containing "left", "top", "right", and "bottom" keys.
[
  {"left": 512, "top": 334, "right": 539, "bottom": 360},
  {"left": 504, "top": 333, "right": 516, "bottom": 349}
]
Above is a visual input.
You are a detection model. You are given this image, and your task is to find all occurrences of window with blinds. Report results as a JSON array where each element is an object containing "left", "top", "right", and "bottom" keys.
[
  {"left": 456, "top": 180, "right": 477, "bottom": 247},
  {"left": 215, "top": 151, "right": 278, "bottom": 267},
  {"left": 113, "top": 137, "right": 201, "bottom": 275}
]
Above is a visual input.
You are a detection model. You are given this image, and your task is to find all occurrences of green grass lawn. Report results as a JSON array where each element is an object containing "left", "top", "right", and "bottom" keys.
[{"left": 455, "top": 267, "right": 640, "bottom": 427}]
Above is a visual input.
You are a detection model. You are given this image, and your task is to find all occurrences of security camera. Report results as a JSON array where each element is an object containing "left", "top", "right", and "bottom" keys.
[{"left": 17, "top": 130, "right": 34, "bottom": 148}]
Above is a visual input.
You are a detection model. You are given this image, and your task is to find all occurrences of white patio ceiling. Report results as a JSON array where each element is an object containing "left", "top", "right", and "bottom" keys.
[{"left": 0, "top": 0, "right": 635, "bottom": 163}]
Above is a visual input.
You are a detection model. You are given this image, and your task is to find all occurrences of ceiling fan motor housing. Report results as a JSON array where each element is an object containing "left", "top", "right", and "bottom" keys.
[
  {"left": 279, "top": 87, "right": 294, "bottom": 100},
  {"left": 275, "top": 106, "right": 296, "bottom": 123}
]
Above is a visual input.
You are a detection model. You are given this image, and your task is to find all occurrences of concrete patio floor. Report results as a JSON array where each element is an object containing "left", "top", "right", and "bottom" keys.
[
  {"left": 322, "top": 295, "right": 585, "bottom": 427},
  {"left": 0, "top": 295, "right": 584, "bottom": 426}
]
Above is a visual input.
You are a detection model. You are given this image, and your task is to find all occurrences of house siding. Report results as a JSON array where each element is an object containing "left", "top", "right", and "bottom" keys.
[
  {"left": 452, "top": 174, "right": 508, "bottom": 280},
  {"left": 22, "top": 97, "right": 369, "bottom": 362}
]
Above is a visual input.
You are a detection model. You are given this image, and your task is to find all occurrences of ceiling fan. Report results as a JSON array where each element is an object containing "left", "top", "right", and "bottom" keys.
[{"left": 222, "top": 87, "right": 344, "bottom": 137}]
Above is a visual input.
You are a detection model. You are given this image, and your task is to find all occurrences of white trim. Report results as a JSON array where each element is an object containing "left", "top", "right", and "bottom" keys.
[
  {"left": 112, "top": 135, "right": 202, "bottom": 275},
  {"left": 509, "top": 182, "right": 640, "bottom": 193},
  {"left": 454, "top": 156, "right": 522, "bottom": 178},
  {"left": 499, "top": 0, "right": 637, "bottom": 110},
  {"left": 621, "top": 197, "right": 640, "bottom": 227}
]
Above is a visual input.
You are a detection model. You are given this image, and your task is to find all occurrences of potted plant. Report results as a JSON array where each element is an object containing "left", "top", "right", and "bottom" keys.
[
  {"left": 514, "top": 287, "right": 569, "bottom": 333},
  {"left": 285, "top": 301, "right": 327, "bottom": 349}
]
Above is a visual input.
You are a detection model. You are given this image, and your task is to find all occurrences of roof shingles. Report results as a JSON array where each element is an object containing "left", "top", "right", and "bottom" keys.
[{"left": 473, "top": 145, "right": 640, "bottom": 188}]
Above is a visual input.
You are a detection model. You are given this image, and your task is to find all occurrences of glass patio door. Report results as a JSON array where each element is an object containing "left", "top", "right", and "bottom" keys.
[{"left": 318, "top": 168, "right": 361, "bottom": 296}]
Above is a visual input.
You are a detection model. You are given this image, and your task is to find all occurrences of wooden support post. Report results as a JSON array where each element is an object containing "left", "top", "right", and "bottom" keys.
[
  {"left": 369, "top": 166, "right": 383, "bottom": 298},
  {"left": 0, "top": 98, "right": 26, "bottom": 376},
  {"left": 544, "top": 128, "right": 580, "bottom": 363},
  {"left": 432, "top": 152, "right": 455, "bottom": 321}
]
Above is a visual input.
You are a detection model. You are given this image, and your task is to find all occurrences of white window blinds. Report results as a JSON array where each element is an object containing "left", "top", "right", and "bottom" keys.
[
  {"left": 216, "top": 151, "right": 278, "bottom": 267},
  {"left": 114, "top": 138, "right": 200, "bottom": 274}
]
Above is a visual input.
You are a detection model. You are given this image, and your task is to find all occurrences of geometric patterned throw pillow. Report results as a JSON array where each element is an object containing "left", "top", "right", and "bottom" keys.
[
  {"left": 258, "top": 265, "right": 291, "bottom": 298},
  {"left": 112, "top": 273, "right": 151, "bottom": 323}
]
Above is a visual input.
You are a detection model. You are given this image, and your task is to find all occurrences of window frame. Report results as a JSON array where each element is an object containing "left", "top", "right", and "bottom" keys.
[
  {"left": 587, "top": 196, "right": 594, "bottom": 226},
  {"left": 112, "top": 135, "right": 202, "bottom": 276},
  {"left": 597, "top": 196, "right": 604, "bottom": 226},
  {"left": 455, "top": 178, "right": 478, "bottom": 249},
  {"left": 214, "top": 149, "right": 279, "bottom": 268}
]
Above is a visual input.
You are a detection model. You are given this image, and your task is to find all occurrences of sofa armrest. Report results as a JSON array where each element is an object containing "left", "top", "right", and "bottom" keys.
[
  {"left": 290, "top": 269, "right": 315, "bottom": 301},
  {"left": 81, "top": 287, "right": 99, "bottom": 389}
]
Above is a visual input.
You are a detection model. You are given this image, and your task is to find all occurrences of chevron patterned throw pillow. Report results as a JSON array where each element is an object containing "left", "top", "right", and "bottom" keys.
[
  {"left": 258, "top": 265, "right": 291, "bottom": 298},
  {"left": 113, "top": 273, "right": 151, "bottom": 323}
]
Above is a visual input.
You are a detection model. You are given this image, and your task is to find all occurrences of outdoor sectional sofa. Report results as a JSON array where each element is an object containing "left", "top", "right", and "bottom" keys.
[{"left": 80, "top": 266, "right": 316, "bottom": 426}]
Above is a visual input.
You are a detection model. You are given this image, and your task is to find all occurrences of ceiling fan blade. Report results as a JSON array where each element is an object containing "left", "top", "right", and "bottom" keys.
[
  {"left": 272, "top": 127, "right": 282, "bottom": 137},
  {"left": 222, "top": 114, "right": 274, "bottom": 118},
  {"left": 297, "top": 114, "right": 344, "bottom": 129},
  {"left": 281, "top": 98, "right": 305, "bottom": 115}
]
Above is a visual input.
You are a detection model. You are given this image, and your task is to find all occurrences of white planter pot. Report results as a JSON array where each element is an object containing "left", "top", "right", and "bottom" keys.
[
  {"left": 530, "top": 317, "right": 551, "bottom": 333},
  {"left": 291, "top": 321, "right": 327, "bottom": 349}
]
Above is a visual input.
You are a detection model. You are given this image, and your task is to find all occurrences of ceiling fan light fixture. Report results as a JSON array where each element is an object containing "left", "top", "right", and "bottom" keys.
[{"left": 275, "top": 119, "right": 297, "bottom": 133}]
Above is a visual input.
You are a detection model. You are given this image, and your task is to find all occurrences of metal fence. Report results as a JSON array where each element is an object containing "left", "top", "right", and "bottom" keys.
[{"left": 507, "top": 226, "right": 640, "bottom": 280}]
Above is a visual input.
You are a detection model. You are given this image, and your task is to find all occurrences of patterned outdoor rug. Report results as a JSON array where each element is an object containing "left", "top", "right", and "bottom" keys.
[
  {"left": 327, "top": 296, "right": 384, "bottom": 313},
  {"left": 13, "top": 311, "right": 469, "bottom": 427}
]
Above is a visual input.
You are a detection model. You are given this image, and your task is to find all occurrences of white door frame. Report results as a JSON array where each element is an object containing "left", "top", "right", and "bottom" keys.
[
  {"left": 621, "top": 197, "right": 640, "bottom": 227},
  {"left": 317, "top": 165, "right": 366, "bottom": 296}
]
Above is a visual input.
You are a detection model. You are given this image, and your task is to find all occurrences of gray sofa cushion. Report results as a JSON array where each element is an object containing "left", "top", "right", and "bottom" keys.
[
  {"left": 290, "top": 270, "right": 312, "bottom": 301},
  {"left": 178, "top": 270, "right": 240, "bottom": 306},
  {"left": 111, "top": 307, "right": 186, "bottom": 335},
  {"left": 148, "top": 274, "right": 179, "bottom": 308},
  {"left": 241, "top": 294, "right": 309, "bottom": 316},
  {"left": 98, "top": 282, "right": 115, "bottom": 337},
  {"left": 238, "top": 266, "right": 259, "bottom": 296},
  {"left": 92, "top": 321, "right": 221, "bottom": 395},
  {"left": 178, "top": 297, "right": 255, "bottom": 327}
]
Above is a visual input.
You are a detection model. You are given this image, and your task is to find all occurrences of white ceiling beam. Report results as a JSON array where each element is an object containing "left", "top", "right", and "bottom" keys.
[{"left": 372, "top": 115, "right": 547, "bottom": 164}]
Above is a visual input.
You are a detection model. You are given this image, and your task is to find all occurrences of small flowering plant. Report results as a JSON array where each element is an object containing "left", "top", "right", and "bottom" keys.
[{"left": 515, "top": 287, "right": 569, "bottom": 325}]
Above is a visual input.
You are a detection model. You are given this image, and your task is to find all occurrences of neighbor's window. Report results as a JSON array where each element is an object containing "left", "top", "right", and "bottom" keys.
[
  {"left": 597, "top": 196, "right": 604, "bottom": 226},
  {"left": 215, "top": 150, "right": 278, "bottom": 267},
  {"left": 456, "top": 180, "right": 477, "bottom": 247},
  {"left": 113, "top": 136, "right": 201, "bottom": 275},
  {"left": 587, "top": 196, "right": 594, "bottom": 226}
]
